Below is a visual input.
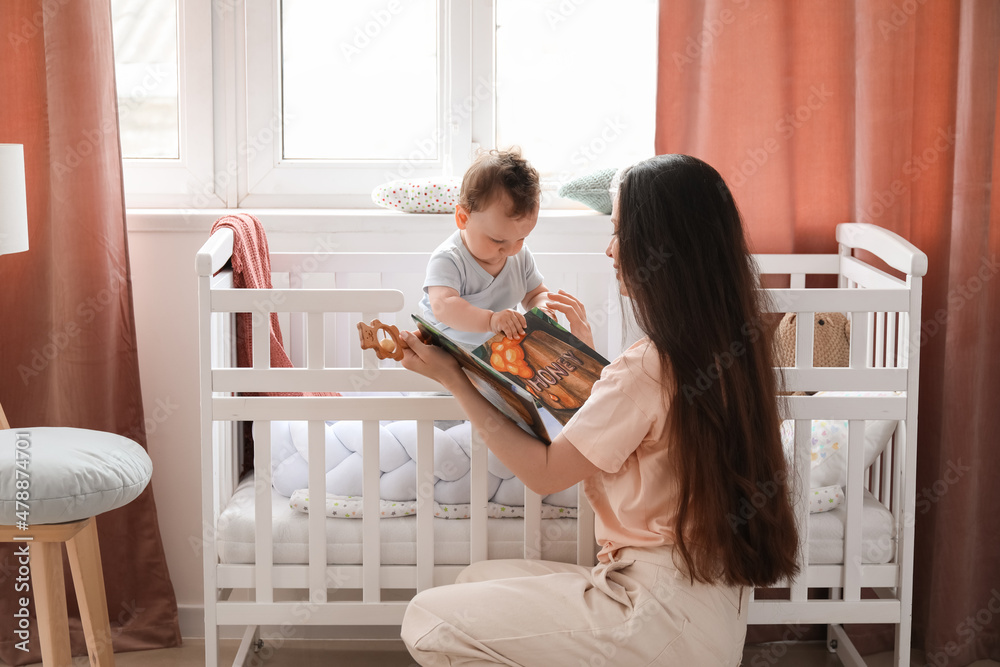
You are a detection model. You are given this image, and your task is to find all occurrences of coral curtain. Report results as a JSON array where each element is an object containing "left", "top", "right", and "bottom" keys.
[
  {"left": 0, "top": 1, "right": 181, "bottom": 664},
  {"left": 657, "top": 0, "right": 999, "bottom": 663}
]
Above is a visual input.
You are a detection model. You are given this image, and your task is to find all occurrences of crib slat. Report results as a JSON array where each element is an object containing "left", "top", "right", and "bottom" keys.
[
  {"left": 253, "top": 423, "right": 273, "bottom": 604},
  {"left": 851, "top": 312, "right": 868, "bottom": 370},
  {"left": 415, "top": 421, "right": 435, "bottom": 592},
  {"left": 871, "top": 453, "right": 882, "bottom": 502},
  {"left": 253, "top": 310, "right": 270, "bottom": 369},
  {"left": 524, "top": 489, "right": 542, "bottom": 560},
  {"left": 308, "top": 420, "right": 327, "bottom": 602},
  {"left": 307, "top": 313, "right": 325, "bottom": 369},
  {"left": 843, "top": 420, "right": 866, "bottom": 602},
  {"left": 795, "top": 311, "right": 814, "bottom": 369},
  {"left": 874, "top": 312, "right": 885, "bottom": 368},
  {"left": 362, "top": 420, "right": 380, "bottom": 602},
  {"left": 791, "top": 419, "right": 810, "bottom": 602},
  {"left": 881, "top": 432, "right": 894, "bottom": 509},
  {"left": 866, "top": 312, "right": 875, "bottom": 368},
  {"left": 469, "top": 429, "right": 488, "bottom": 563},
  {"left": 576, "top": 486, "right": 596, "bottom": 566},
  {"left": 886, "top": 312, "right": 898, "bottom": 368}
]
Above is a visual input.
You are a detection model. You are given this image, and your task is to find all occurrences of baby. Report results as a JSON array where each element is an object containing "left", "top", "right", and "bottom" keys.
[{"left": 419, "top": 149, "right": 550, "bottom": 347}]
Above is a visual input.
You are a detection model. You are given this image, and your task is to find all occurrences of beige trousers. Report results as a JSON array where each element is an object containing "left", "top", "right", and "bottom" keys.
[{"left": 401, "top": 546, "right": 750, "bottom": 666}]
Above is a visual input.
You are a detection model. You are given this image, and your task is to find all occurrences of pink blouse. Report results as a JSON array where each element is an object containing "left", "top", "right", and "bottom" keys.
[{"left": 562, "top": 338, "right": 681, "bottom": 563}]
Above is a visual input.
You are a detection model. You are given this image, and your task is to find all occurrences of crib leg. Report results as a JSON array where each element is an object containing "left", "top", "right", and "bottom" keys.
[
  {"left": 233, "top": 625, "right": 262, "bottom": 667},
  {"left": 205, "top": 623, "right": 219, "bottom": 667},
  {"left": 895, "top": 614, "right": 912, "bottom": 667},
  {"left": 828, "top": 623, "right": 869, "bottom": 667}
]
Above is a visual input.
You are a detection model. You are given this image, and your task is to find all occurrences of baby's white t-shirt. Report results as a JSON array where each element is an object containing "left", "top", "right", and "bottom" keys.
[{"left": 419, "top": 230, "right": 544, "bottom": 346}]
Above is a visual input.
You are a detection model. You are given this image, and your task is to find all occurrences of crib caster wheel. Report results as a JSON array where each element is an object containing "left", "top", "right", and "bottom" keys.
[
  {"left": 253, "top": 638, "right": 264, "bottom": 653},
  {"left": 827, "top": 639, "right": 838, "bottom": 653}
]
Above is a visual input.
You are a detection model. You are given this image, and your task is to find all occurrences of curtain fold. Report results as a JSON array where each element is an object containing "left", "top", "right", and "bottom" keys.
[
  {"left": 0, "top": 1, "right": 181, "bottom": 664},
  {"left": 657, "top": 0, "right": 999, "bottom": 663}
]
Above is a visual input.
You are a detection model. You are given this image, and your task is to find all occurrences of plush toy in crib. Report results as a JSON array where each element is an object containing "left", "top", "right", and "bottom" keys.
[
  {"left": 357, "top": 319, "right": 405, "bottom": 361},
  {"left": 774, "top": 312, "right": 850, "bottom": 396}
]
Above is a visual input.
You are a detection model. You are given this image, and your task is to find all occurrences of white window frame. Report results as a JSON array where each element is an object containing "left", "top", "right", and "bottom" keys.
[
  {"left": 119, "top": 0, "right": 220, "bottom": 208},
  {"left": 123, "top": 0, "right": 629, "bottom": 211},
  {"left": 234, "top": 0, "right": 493, "bottom": 208}
]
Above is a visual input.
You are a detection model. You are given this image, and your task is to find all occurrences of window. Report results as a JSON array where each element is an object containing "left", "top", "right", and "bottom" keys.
[
  {"left": 112, "top": 0, "right": 180, "bottom": 159},
  {"left": 496, "top": 0, "right": 658, "bottom": 192},
  {"left": 281, "top": 0, "right": 439, "bottom": 161},
  {"left": 111, "top": 0, "right": 216, "bottom": 207},
  {"left": 113, "top": 0, "right": 658, "bottom": 209}
]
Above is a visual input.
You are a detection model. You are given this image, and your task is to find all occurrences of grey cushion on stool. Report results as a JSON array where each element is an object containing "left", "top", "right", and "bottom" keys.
[{"left": 0, "top": 427, "right": 152, "bottom": 525}]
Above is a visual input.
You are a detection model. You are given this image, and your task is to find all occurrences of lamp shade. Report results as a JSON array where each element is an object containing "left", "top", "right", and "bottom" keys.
[{"left": 0, "top": 144, "right": 29, "bottom": 256}]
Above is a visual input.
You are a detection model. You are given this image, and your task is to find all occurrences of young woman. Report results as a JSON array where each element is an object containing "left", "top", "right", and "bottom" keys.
[{"left": 397, "top": 154, "right": 799, "bottom": 666}]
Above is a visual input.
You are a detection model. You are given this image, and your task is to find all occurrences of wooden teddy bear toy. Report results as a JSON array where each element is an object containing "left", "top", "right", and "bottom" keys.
[
  {"left": 774, "top": 312, "right": 850, "bottom": 395},
  {"left": 357, "top": 319, "right": 405, "bottom": 361}
]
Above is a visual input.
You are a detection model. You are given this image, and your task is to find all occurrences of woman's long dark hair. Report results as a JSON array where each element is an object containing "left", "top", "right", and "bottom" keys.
[{"left": 616, "top": 154, "right": 799, "bottom": 587}]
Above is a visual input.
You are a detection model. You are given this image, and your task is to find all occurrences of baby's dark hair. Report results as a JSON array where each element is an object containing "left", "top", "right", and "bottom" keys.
[{"left": 459, "top": 148, "right": 540, "bottom": 219}]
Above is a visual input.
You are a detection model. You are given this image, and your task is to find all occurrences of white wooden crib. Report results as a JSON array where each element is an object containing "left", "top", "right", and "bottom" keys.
[{"left": 196, "top": 222, "right": 926, "bottom": 667}]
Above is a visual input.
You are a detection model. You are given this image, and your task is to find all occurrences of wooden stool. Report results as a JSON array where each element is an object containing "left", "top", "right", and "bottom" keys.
[
  {"left": 0, "top": 427, "right": 152, "bottom": 666},
  {"left": 1, "top": 519, "right": 114, "bottom": 665}
]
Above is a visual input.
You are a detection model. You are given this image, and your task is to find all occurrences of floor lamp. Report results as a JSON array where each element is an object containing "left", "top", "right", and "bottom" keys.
[{"left": 0, "top": 143, "right": 30, "bottom": 430}]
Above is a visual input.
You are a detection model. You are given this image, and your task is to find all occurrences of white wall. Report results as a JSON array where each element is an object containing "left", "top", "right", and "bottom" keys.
[{"left": 126, "top": 210, "right": 612, "bottom": 635}]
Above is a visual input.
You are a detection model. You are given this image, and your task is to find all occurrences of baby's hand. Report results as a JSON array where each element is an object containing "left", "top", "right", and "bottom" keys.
[{"left": 489, "top": 309, "right": 527, "bottom": 339}]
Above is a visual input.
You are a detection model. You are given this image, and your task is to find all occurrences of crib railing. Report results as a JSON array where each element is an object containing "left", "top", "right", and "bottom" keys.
[{"left": 197, "top": 221, "right": 925, "bottom": 667}]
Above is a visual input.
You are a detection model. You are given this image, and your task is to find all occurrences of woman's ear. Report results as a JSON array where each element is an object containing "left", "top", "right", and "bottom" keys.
[{"left": 455, "top": 205, "right": 469, "bottom": 229}]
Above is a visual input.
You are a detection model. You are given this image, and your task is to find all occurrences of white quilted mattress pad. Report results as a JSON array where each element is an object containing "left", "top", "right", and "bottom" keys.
[{"left": 265, "top": 417, "right": 578, "bottom": 508}]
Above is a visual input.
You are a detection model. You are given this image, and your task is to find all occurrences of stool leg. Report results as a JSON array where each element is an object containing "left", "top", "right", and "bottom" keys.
[
  {"left": 65, "top": 519, "right": 115, "bottom": 666},
  {"left": 29, "top": 541, "right": 72, "bottom": 667}
]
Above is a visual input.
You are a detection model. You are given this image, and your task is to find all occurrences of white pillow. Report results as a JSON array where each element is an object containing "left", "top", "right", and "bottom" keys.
[
  {"left": 809, "top": 485, "right": 844, "bottom": 513},
  {"left": 781, "top": 391, "right": 899, "bottom": 488},
  {"left": 371, "top": 177, "right": 462, "bottom": 213}
]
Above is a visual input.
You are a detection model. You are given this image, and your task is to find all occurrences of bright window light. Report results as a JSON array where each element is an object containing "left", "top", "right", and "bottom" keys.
[
  {"left": 496, "top": 0, "right": 658, "bottom": 183},
  {"left": 281, "top": 0, "right": 439, "bottom": 161},
  {"left": 111, "top": 0, "right": 179, "bottom": 159}
]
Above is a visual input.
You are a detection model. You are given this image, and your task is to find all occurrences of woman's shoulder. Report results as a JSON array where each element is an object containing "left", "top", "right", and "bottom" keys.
[{"left": 605, "top": 338, "right": 668, "bottom": 395}]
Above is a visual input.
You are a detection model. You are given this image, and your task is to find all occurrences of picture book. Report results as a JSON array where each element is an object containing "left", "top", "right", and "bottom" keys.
[{"left": 412, "top": 308, "right": 610, "bottom": 443}]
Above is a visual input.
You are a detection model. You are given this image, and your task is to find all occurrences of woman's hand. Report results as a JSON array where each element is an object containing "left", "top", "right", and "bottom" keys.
[
  {"left": 399, "top": 330, "right": 466, "bottom": 389},
  {"left": 545, "top": 290, "right": 595, "bottom": 348}
]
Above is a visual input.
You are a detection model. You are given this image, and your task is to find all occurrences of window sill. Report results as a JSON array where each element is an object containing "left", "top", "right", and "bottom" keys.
[{"left": 125, "top": 208, "right": 611, "bottom": 234}]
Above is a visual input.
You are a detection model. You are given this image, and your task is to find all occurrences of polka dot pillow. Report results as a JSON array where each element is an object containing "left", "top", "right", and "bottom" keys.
[
  {"left": 809, "top": 485, "right": 844, "bottom": 513},
  {"left": 371, "top": 177, "right": 462, "bottom": 213}
]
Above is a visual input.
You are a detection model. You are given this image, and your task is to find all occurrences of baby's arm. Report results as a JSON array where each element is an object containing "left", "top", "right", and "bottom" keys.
[
  {"left": 428, "top": 286, "right": 492, "bottom": 333},
  {"left": 428, "top": 286, "right": 526, "bottom": 338},
  {"left": 522, "top": 283, "right": 551, "bottom": 315}
]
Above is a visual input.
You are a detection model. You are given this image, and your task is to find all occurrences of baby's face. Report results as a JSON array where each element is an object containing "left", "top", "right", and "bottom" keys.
[{"left": 458, "top": 194, "right": 538, "bottom": 270}]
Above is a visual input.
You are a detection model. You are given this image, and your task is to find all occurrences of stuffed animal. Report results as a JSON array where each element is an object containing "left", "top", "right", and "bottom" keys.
[{"left": 774, "top": 312, "right": 850, "bottom": 396}]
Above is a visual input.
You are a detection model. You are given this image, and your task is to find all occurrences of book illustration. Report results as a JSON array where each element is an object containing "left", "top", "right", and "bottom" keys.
[
  {"left": 473, "top": 309, "right": 609, "bottom": 425},
  {"left": 412, "top": 314, "right": 551, "bottom": 443}
]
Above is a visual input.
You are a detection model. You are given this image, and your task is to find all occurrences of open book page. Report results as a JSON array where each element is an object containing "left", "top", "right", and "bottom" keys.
[
  {"left": 412, "top": 314, "right": 551, "bottom": 443},
  {"left": 471, "top": 309, "right": 610, "bottom": 426}
]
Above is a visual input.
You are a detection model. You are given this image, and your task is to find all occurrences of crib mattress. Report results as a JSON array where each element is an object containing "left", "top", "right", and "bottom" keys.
[
  {"left": 217, "top": 476, "right": 579, "bottom": 565},
  {"left": 216, "top": 477, "right": 895, "bottom": 566}
]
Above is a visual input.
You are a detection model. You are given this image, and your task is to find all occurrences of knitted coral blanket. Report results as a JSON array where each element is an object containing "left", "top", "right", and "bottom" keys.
[{"left": 209, "top": 213, "right": 339, "bottom": 398}]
